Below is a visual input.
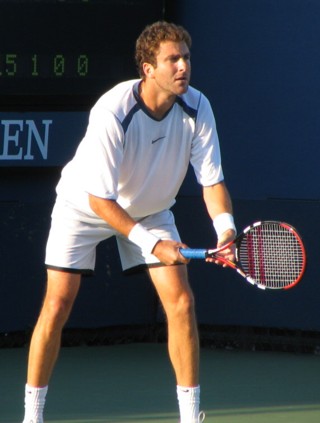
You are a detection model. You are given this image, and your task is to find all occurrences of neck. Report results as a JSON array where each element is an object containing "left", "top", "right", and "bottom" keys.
[{"left": 139, "top": 80, "right": 176, "bottom": 120}]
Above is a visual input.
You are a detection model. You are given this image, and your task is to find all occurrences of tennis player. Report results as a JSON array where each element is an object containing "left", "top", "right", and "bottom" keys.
[{"left": 22, "top": 21, "right": 236, "bottom": 423}]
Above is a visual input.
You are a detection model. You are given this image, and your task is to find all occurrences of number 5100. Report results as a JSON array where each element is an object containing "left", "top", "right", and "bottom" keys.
[{"left": 0, "top": 53, "right": 89, "bottom": 77}]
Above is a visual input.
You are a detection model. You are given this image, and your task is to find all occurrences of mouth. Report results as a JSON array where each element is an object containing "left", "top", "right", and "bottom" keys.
[{"left": 175, "top": 75, "right": 189, "bottom": 83}]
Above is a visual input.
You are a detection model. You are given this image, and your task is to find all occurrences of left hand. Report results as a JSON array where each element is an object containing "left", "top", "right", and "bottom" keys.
[{"left": 205, "top": 228, "right": 236, "bottom": 266}]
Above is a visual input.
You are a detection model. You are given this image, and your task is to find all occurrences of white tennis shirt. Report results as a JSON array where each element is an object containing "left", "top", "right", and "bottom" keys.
[{"left": 56, "top": 79, "right": 224, "bottom": 221}]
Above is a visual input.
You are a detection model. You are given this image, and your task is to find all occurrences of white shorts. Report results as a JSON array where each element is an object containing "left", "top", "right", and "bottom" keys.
[{"left": 45, "top": 199, "right": 180, "bottom": 274}]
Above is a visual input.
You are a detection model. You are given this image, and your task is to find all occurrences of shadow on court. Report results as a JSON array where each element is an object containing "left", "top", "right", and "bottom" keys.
[{"left": 2, "top": 343, "right": 320, "bottom": 422}]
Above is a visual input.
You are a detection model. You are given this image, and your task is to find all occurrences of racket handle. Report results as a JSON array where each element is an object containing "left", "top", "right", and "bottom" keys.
[{"left": 180, "top": 248, "right": 207, "bottom": 259}]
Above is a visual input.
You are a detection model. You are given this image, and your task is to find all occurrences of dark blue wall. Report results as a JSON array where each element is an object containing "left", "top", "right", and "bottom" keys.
[
  {"left": 172, "top": 0, "right": 320, "bottom": 201},
  {"left": 1, "top": 0, "right": 320, "bottom": 334},
  {"left": 171, "top": 0, "right": 320, "bottom": 201},
  {"left": 172, "top": 0, "right": 320, "bottom": 332}
]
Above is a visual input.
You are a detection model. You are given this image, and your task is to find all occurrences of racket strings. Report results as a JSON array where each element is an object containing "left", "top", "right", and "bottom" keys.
[{"left": 239, "top": 222, "right": 305, "bottom": 289}]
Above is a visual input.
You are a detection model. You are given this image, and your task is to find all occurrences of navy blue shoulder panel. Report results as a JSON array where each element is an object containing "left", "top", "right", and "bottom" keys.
[
  {"left": 175, "top": 95, "right": 199, "bottom": 121},
  {"left": 121, "top": 102, "right": 140, "bottom": 134},
  {"left": 120, "top": 81, "right": 141, "bottom": 134},
  {"left": 121, "top": 85, "right": 200, "bottom": 133}
]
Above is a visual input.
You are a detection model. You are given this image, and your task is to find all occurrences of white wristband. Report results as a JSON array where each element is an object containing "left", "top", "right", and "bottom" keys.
[
  {"left": 213, "top": 213, "right": 236, "bottom": 239},
  {"left": 128, "top": 223, "right": 160, "bottom": 254}
]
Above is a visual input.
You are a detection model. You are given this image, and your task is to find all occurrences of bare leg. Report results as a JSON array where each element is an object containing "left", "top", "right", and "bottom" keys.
[
  {"left": 148, "top": 264, "right": 199, "bottom": 387},
  {"left": 27, "top": 269, "right": 81, "bottom": 387}
]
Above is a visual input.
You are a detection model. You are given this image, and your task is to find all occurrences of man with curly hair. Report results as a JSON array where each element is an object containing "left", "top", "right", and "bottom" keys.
[{"left": 22, "top": 21, "right": 236, "bottom": 423}]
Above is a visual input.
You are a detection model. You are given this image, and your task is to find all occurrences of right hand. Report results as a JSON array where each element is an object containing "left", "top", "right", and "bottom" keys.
[{"left": 152, "top": 240, "right": 190, "bottom": 265}]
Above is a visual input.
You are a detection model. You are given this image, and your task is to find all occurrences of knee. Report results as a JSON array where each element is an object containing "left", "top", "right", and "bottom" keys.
[
  {"left": 169, "top": 290, "right": 196, "bottom": 320},
  {"left": 40, "top": 295, "right": 74, "bottom": 330}
]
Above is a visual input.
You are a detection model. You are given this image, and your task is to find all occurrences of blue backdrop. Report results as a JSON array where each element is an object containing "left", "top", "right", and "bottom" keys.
[{"left": 1, "top": 0, "right": 319, "bottom": 334}]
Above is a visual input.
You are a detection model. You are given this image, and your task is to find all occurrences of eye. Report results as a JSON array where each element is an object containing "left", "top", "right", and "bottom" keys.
[
  {"left": 167, "top": 53, "right": 191, "bottom": 64},
  {"left": 169, "top": 55, "right": 180, "bottom": 63}
]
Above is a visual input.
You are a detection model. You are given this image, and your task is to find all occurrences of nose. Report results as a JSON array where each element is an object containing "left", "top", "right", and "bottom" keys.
[{"left": 178, "top": 57, "right": 189, "bottom": 71}]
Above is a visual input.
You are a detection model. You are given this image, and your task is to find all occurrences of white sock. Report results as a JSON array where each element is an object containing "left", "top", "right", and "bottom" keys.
[
  {"left": 177, "top": 385, "right": 200, "bottom": 423},
  {"left": 22, "top": 384, "right": 48, "bottom": 423}
]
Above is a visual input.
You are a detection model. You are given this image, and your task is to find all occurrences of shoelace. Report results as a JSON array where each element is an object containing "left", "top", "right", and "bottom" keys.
[{"left": 198, "top": 411, "right": 206, "bottom": 422}]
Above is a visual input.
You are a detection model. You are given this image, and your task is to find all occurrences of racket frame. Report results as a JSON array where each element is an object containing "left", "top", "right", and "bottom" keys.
[{"left": 180, "top": 220, "right": 307, "bottom": 290}]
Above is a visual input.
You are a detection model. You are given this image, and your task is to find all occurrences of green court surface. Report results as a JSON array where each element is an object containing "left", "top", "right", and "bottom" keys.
[{"left": 2, "top": 343, "right": 320, "bottom": 423}]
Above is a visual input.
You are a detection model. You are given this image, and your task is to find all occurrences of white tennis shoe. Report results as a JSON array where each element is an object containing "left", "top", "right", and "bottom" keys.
[
  {"left": 179, "top": 412, "right": 206, "bottom": 423},
  {"left": 198, "top": 411, "right": 206, "bottom": 422}
]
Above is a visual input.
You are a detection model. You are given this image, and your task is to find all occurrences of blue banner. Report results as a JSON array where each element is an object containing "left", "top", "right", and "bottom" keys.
[{"left": 0, "top": 112, "right": 88, "bottom": 166}]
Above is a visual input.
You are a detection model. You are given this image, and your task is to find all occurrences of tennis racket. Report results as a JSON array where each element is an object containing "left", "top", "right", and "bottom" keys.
[{"left": 180, "top": 221, "right": 306, "bottom": 290}]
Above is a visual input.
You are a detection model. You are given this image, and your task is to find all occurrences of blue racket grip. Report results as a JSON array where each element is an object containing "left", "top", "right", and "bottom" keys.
[{"left": 180, "top": 248, "right": 207, "bottom": 259}]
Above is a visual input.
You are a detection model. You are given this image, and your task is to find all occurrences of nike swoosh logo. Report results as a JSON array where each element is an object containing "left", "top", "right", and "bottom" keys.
[{"left": 152, "top": 136, "right": 166, "bottom": 144}]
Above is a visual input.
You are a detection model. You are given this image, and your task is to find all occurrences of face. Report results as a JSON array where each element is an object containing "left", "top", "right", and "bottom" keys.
[{"left": 144, "top": 40, "right": 191, "bottom": 96}]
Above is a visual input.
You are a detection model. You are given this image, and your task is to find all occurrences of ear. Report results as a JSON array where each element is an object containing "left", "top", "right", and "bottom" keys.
[{"left": 142, "top": 62, "right": 155, "bottom": 79}]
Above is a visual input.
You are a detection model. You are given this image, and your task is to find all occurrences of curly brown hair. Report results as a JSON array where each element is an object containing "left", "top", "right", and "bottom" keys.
[{"left": 135, "top": 21, "right": 192, "bottom": 79}]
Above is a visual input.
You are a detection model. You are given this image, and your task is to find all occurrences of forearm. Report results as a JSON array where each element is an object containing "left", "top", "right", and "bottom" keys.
[
  {"left": 203, "top": 182, "right": 236, "bottom": 244},
  {"left": 88, "top": 194, "right": 160, "bottom": 254},
  {"left": 203, "top": 181, "right": 233, "bottom": 220},
  {"left": 89, "top": 194, "right": 136, "bottom": 237}
]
